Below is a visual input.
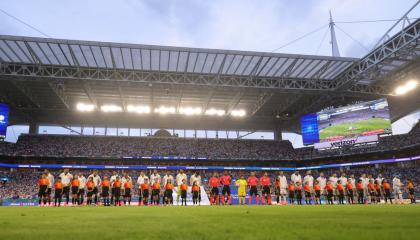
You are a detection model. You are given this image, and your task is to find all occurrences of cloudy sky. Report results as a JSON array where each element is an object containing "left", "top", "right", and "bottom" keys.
[
  {"left": 1, "top": 0, "right": 419, "bottom": 144},
  {"left": 1, "top": 0, "right": 419, "bottom": 58}
]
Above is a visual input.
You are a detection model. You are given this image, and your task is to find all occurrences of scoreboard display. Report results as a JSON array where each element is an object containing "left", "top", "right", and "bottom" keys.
[
  {"left": 301, "top": 99, "right": 392, "bottom": 146},
  {"left": 0, "top": 103, "right": 9, "bottom": 139}
]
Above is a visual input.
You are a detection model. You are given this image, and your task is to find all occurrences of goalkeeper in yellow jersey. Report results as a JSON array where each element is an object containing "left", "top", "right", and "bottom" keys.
[{"left": 235, "top": 175, "right": 248, "bottom": 205}]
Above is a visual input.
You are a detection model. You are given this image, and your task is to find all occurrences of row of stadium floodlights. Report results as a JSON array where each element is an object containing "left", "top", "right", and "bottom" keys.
[{"left": 77, "top": 103, "right": 246, "bottom": 117}]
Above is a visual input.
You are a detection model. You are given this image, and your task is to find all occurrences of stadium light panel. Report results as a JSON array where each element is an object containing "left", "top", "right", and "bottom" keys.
[
  {"left": 231, "top": 109, "right": 246, "bottom": 117},
  {"left": 205, "top": 108, "right": 226, "bottom": 116},
  {"left": 395, "top": 80, "right": 418, "bottom": 95},
  {"left": 154, "top": 106, "right": 176, "bottom": 114},
  {"left": 179, "top": 107, "right": 202, "bottom": 116},
  {"left": 405, "top": 80, "right": 418, "bottom": 90},
  {"left": 101, "top": 104, "right": 123, "bottom": 112},
  {"left": 76, "top": 103, "right": 95, "bottom": 112},
  {"left": 127, "top": 105, "right": 151, "bottom": 114}
]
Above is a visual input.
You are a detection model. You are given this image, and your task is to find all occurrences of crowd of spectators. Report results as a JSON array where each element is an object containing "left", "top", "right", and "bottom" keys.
[
  {"left": 0, "top": 121, "right": 418, "bottom": 163},
  {"left": 1, "top": 161, "right": 418, "bottom": 201},
  {"left": 0, "top": 134, "right": 296, "bottom": 160}
]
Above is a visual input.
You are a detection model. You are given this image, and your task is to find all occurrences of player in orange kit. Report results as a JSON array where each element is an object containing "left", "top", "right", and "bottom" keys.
[
  {"left": 209, "top": 173, "right": 220, "bottom": 205},
  {"left": 38, "top": 173, "right": 50, "bottom": 206},
  {"left": 336, "top": 180, "right": 344, "bottom": 204},
  {"left": 259, "top": 172, "right": 271, "bottom": 205},
  {"left": 346, "top": 181, "right": 354, "bottom": 204},
  {"left": 288, "top": 182, "right": 295, "bottom": 204},
  {"left": 180, "top": 179, "right": 188, "bottom": 206},
  {"left": 247, "top": 172, "right": 259, "bottom": 205},
  {"left": 164, "top": 179, "right": 174, "bottom": 205},
  {"left": 325, "top": 181, "right": 334, "bottom": 205},
  {"left": 314, "top": 180, "right": 321, "bottom": 205},
  {"left": 71, "top": 175, "right": 80, "bottom": 206},
  {"left": 220, "top": 171, "right": 232, "bottom": 205},
  {"left": 124, "top": 179, "right": 133, "bottom": 206},
  {"left": 191, "top": 181, "right": 200, "bottom": 205},
  {"left": 54, "top": 177, "right": 63, "bottom": 207},
  {"left": 101, "top": 176, "right": 110, "bottom": 206},
  {"left": 304, "top": 181, "right": 312, "bottom": 205}
]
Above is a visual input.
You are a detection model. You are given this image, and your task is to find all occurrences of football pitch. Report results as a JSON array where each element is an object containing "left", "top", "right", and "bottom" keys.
[
  {"left": 320, "top": 118, "right": 391, "bottom": 140},
  {"left": 0, "top": 205, "right": 419, "bottom": 240}
]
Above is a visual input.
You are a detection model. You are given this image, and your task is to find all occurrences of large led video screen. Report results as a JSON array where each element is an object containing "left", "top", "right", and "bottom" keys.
[
  {"left": 0, "top": 103, "right": 10, "bottom": 139},
  {"left": 301, "top": 99, "right": 392, "bottom": 145}
]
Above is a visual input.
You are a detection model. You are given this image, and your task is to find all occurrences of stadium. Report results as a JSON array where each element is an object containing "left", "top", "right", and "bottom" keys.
[{"left": 0, "top": 1, "right": 420, "bottom": 239}]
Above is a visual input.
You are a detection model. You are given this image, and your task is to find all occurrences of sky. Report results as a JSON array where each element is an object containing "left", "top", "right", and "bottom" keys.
[
  {"left": 0, "top": 0, "right": 419, "bottom": 58},
  {"left": 1, "top": 0, "right": 420, "bottom": 145}
]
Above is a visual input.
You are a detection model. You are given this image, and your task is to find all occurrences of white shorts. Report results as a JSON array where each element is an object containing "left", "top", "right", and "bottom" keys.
[{"left": 280, "top": 188, "right": 287, "bottom": 195}]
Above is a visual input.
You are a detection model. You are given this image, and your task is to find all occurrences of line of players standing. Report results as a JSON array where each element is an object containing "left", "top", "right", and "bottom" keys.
[
  {"left": 37, "top": 169, "right": 203, "bottom": 206},
  {"left": 37, "top": 169, "right": 416, "bottom": 206}
]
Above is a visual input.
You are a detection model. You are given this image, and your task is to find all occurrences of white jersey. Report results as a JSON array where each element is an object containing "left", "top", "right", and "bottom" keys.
[
  {"left": 303, "top": 175, "right": 314, "bottom": 188},
  {"left": 176, "top": 173, "right": 187, "bottom": 186},
  {"left": 278, "top": 176, "right": 288, "bottom": 189},
  {"left": 348, "top": 178, "right": 355, "bottom": 188},
  {"left": 78, "top": 176, "right": 86, "bottom": 189},
  {"left": 316, "top": 176, "right": 327, "bottom": 190},
  {"left": 339, "top": 177, "right": 348, "bottom": 186},
  {"left": 136, "top": 175, "right": 149, "bottom": 187},
  {"left": 162, "top": 175, "right": 174, "bottom": 185},
  {"left": 360, "top": 177, "right": 369, "bottom": 188},
  {"left": 392, "top": 177, "right": 402, "bottom": 190},
  {"left": 190, "top": 175, "right": 202, "bottom": 186},
  {"left": 150, "top": 174, "right": 161, "bottom": 184},
  {"left": 59, "top": 173, "right": 73, "bottom": 187},
  {"left": 376, "top": 177, "right": 384, "bottom": 185},
  {"left": 88, "top": 174, "right": 101, "bottom": 187},
  {"left": 291, "top": 174, "right": 302, "bottom": 184},
  {"left": 329, "top": 176, "right": 338, "bottom": 187},
  {"left": 46, "top": 173, "right": 54, "bottom": 188},
  {"left": 110, "top": 175, "right": 119, "bottom": 185}
]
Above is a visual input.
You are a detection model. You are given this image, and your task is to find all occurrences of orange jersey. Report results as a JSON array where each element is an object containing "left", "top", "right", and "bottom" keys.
[
  {"left": 101, "top": 180, "right": 110, "bottom": 187},
  {"left": 407, "top": 182, "right": 414, "bottom": 189},
  {"left": 337, "top": 184, "right": 344, "bottom": 191},
  {"left": 383, "top": 182, "right": 391, "bottom": 190},
  {"left": 325, "top": 183, "right": 333, "bottom": 191},
  {"left": 86, "top": 181, "right": 95, "bottom": 190},
  {"left": 71, "top": 179, "right": 80, "bottom": 187},
  {"left": 180, "top": 183, "right": 188, "bottom": 191},
  {"left": 247, "top": 176, "right": 258, "bottom": 186},
  {"left": 192, "top": 185, "right": 200, "bottom": 192},
  {"left": 368, "top": 183, "right": 375, "bottom": 191},
  {"left": 346, "top": 183, "right": 353, "bottom": 190},
  {"left": 356, "top": 183, "right": 364, "bottom": 190},
  {"left": 304, "top": 185, "right": 311, "bottom": 192},
  {"left": 374, "top": 184, "right": 381, "bottom": 191},
  {"left": 38, "top": 178, "right": 49, "bottom": 186},
  {"left": 152, "top": 183, "right": 160, "bottom": 190},
  {"left": 112, "top": 181, "right": 121, "bottom": 188},
  {"left": 54, "top": 182, "right": 63, "bottom": 190},
  {"left": 296, "top": 186, "right": 302, "bottom": 191},
  {"left": 209, "top": 177, "right": 220, "bottom": 187},
  {"left": 259, "top": 176, "right": 271, "bottom": 186},
  {"left": 141, "top": 183, "right": 149, "bottom": 190},
  {"left": 124, "top": 182, "right": 133, "bottom": 189},
  {"left": 288, "top": 184, "right": 295, "bottom": 191},
  {"left": 314, "top": 184, "right": 321, "bottom": 191},
  {"left": 165, "top": 183, "right": 173, "bottom": 190}
]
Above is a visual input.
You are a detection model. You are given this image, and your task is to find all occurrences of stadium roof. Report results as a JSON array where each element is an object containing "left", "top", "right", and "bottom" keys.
[{"left": 0, "top": 19, "right": 419, "bottom": 132}]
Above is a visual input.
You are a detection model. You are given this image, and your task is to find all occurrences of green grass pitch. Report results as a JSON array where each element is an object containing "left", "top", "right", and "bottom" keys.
[
  {"left": 319, "top": 118, "right": 391, "bottom": 140},
  {"left": 0, "top": 205, "right": 419, "bottom": 240}
]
